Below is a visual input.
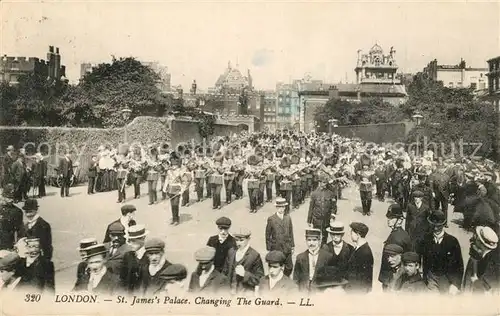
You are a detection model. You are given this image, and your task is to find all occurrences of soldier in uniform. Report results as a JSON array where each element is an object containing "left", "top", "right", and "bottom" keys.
[
  {"left": 87, "top": 155, "right": 98, "bottom": 195},
  {"left": 128, "top": 147, "right": 144, "bottom": 199},
  {"left": 278, "top": 156, "right": 293, "bottom": 215},
  {"left": 308, "top": 175, "right": 336, "bottom": 245},
  {"left": 146, "top": 147, "right": 160, "bottom": 205},
  {"left": 374, "top": 160, "right": 387, "bottom": 201},
  {"left": 188, "top": 246, "right": 229, "bottom": 294},
  {"left": 358, "top": 164, "right": 376, "bottom": 216},
  {"left": 158, "top": 144, "right": 171, "bottom": 201},
  {"left": 0, "top": 184, "right": 24, "bottom": 251},
  {"left": 115, "top": 150, "right": 129, "bottom": 203},
  {"left": 210, "top": 152, "right": 225, "bottom": 210},
  {"left": 245, "top": 154, "right": 261, "bottom": 213},
  {"left": 194, "top": 147, "right": 207, "bottom": 202},
  {"left": 264, "top": 151, "right": 275, "bottom": 202},
  {"left": 162, "top": 152, "right": 183, "bottom": 226},
  {"left": 206, "top": 217, "right": 236, "bottom": 273},
  {"left": 258, "top": 250, "right": 297, "bottom": 296}
]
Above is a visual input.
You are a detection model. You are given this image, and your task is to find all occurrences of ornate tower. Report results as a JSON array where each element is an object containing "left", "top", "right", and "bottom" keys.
[{"left": 355, "top": 44, "right": 399, "bottom": 85}]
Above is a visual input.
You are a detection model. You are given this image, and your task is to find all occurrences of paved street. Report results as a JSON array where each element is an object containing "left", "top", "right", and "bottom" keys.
[{"left": 33, "top": 182, "right": 472, "bottom": 293}]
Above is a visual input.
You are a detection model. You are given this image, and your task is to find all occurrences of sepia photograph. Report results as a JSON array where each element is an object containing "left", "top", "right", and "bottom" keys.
[{"left": 0, "top": 0, "right": 499, "bottom": 315}]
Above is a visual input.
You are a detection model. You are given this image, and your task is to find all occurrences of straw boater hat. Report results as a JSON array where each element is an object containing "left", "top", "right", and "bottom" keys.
[
  {"left": 127, "top": 224, "right": 149, "bottom": 240},
  {"left": 76, "top": 238, "right": 98, "bottom": 251},
  {"left": 475, "top": 226, "right": 498, "bottom": 250},
  {"left": 326, "top": 221, "right": 345, "bottom": 234},
  {"left": 82, "top": 243, "right": 108, "bottom": 259},
  {"left": 275, "top": 197, "right": 288, "bottom": 207}
]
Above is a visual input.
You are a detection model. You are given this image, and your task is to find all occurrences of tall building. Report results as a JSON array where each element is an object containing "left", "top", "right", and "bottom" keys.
[
  {"left": 1, "top": 46, "right": 66, "bottom": 85},
  {"left": 275, "top": 82, "right": 300, "bottom": 130},
  {"left": 423, "top": 58, "right": 488, "bottom": 90},
  {"left": 262, "top": 91, "right": 277, "bottom": 132},
  {"left": 214, "top": 61, "right": 253, "bottom": 93}
]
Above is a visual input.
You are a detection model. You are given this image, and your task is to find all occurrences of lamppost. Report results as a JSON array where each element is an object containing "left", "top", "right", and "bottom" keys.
[
  {"left": 412, "top": 111, "right": 423, "bottom": 156},
  {"left": 121, "top": 106, "right": 132, "bottom": 144}
]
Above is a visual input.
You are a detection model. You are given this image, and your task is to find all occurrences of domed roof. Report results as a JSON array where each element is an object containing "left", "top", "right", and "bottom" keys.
[{"left": 370, "top": 43, "right": 383, "bottom": 54}]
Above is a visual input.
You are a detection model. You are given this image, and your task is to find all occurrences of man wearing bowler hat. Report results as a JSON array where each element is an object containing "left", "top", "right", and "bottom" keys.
[
  {"left": 20, "top": 199, "right": 52, "bottom": 261},
  {"left": 206, "top": 217, "right": 236, "bottom": 273},
  {"left": 73, "top": 243, "right": 121, "bottom": 294},
  {"left": 416, "top": 210, "right": 463, "bottom": 294},
  {"left": 265, "top": 197, "right": 295, "bottom": 277},
  {"left": 293, "top": 228, "right": 333, "bottom": 293},
  {"left": 0, "top": 184, "right": 24, "bottom": 251},
  {"left": 222, "top": 227, "right": 264, "bottom": 294},
  {"left": 258, "top": 250, "right": 297, "bottom": 296},
  {"left": 321, "top": 221, "right": 354, "bottom": 280},
  {"left": 140, "top": 238, "right": 172, "bottom": 295},
  {"left": 120, "top": 224, "right": 149, "bottom": 294},
  {"left": 462, "top": 226, "right": 499, "bottom": 294},
  {"left": 189, "top": 246, "right": 229, "bottom": 294},
  {"left": 105, "top": 222, "right": 133, "bottom": 275},
  {"left": 345, "top": 222, "right": 374, "bottom": 294},
  {"left": 103, "top": 204, "right": 137, "bottom": 243}
]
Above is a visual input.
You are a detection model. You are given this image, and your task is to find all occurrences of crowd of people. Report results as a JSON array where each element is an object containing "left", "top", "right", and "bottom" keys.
[{"left": 0, "top": 130, "right": 499, "bottom": 298}]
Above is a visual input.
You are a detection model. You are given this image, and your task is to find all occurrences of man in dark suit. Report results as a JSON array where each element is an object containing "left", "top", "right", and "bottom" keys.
[
  {"left": 32, "top": 153, "right": 47, "bottom": 198},
  {"left": 189, "top": 246, "right": 229, "bottom": 294},
  {"left": 10, "top": 154, "right": 27, "bottom": 202},
  {"left": 103, "top": 205, "right": 137, "bottom": 243},
  {"left": 258, "top": 250, "right": 297, "bottom": 296},
  {"left": 293, "top": 228, "right": 333, "bottom": 293},
  {"left": 18, "top": 237, "right": 55, "bottom": 293},
  {"left": 74, "top": 238, "right": 98, "bottom": 287},
  {"left": 428, "top": 165, "right": 450, "bottom": 226},
  {"left": 140, "top": 238, "right": 172, "bottom": 295},
  {"left": 321, "top": 221, "right": 354, "bottom": 279},
  {"left": 87, "top": 155, "right": 98, "bottom": 195},
  {"left": 58, "top": 150, "right": 73, "bottom": 198},
  {"left": 406, "top": 191, "right": 431, "bottom": 249},
  {"left": 104, "top": 222, "right": 133, "bottom": 275},
  {"left": 73, "top": 244, "right": 121, "bottom": 295},
  {"left": 265, "top": 198, "right": 295, "bottom": 276},
  {"left": 345, "top": 222, "right": 374, "bottom": 294},
  {"left": 222, "top": 227, "right": 264, "bottom": 295},
  {"left": 379, "top": 204, "right": 412, "bottom": 289},
  {"left": 120, "top": 225, "right": 149, "bottom": 294},
  {"left": 20, "top": 199, "right": 52, "bottom": 260},
  {"left": 462, "top": 226, "right": 499, "bottom": 294},
  {"left": 206, "top": 217, "right": 236, "bottom": 272},
  {"left": 1, "top": 145, "right": 16, "bottom": 188},
  {"left": 416, "top": 210, "right": 463, "bottom": 294},
  {"left": 308, "top": 177, "right": 336, "bottom": 245},
  {"left": 0, "top": 184, "right": 24, "bottom": 250}
]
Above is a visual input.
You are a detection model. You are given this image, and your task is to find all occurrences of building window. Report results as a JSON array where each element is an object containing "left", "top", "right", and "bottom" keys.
[{"left": 470, "top": 82, "right": 477, "bottom": 90}]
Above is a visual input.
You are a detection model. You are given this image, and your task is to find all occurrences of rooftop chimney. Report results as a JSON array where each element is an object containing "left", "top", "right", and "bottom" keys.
[{"left": 54, "top": 47, "right": 61, "bottom": 79}]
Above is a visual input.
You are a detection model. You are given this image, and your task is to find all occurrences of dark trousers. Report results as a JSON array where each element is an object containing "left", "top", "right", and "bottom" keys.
[
  {"left": 280, "top": 190, "right": 292, "bottom": 214},
  {"left": 258, "top": 183, "right": 265, "bottom": 206},
  {"left": 376, "top": 180, "right": 386, "bottom": 200},
  {"left": 211, "top": 183, "right": 222, "bottom": 208},
  {"left": 292, "top": 185, "right": 300, "bottom": 208},
  {"left": 14, "top": 182, "right": 24, "bottom": 202},
  {"left": 300, "top": 181, "right": 307, "bottom": 203},
  {"left": 280, "top": 252, "right": 293, "bottom": 277},
  {"left": 434, "top": 191, "right": 449, "bottom": 222},
  {"left": 148, "top": 180, "right": 158, "bottom": 204},
  {"left": 160, "top": 175, "right": 167, "bottom": 200},
  {"left": 305, "top": 177, "right": 313, "bottom": 197},
  {"left": 37, "top": 179, "right": 46, "bottom": 197},
  {"left": 117, "top": 178, "right": 126, "bottom": 202},
  {"left": 195, "top": 178, "right": 204, "bottom": 201},
  {"left": 248, "top": 187, "right": 259, "bottom": 211},
  {"left": 224, "top": 179, "right": 233, "bottom": 203},
  {"left": 205, "top": 178, "right": 212, "bottom": 198},
  {"left": 275, "top": 175, "right": 282, "bottom": 193},
  {"left": 88, "top": 177, "right": 95, "bottom": 194},
  {"left": 360, "top": 190, "right": 372, "bottom": 214},
  {"left": 60, "top": 176, "right": 70, "bottom": 197},
  {"left": 265, "top": 180, "right": 273, "bottom": 201},
  {"left": 182, "top": 187, "right": 189, "bottom": 206},
  {"left": 168, "top": 193, "right": 180, "bottom": 222},
  {"left": 131, "top": 176, "right": 141, "bottom": 198}
]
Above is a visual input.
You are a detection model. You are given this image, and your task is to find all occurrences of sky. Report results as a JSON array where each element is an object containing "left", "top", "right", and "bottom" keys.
[{"left": 1, "top": 0, "right": 499, "bottom": 90}]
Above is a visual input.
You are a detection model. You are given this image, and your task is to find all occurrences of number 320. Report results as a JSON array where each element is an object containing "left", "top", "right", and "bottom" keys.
[{"left": 24, "top": 294, "right": 41, "bottom": 302}]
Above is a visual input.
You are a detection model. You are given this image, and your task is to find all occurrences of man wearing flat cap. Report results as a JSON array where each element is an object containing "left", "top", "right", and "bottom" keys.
[
  {"left": 103, "top": 204, "right": 137, "bottom": 243},
  {"left": 398, "top": 252, "right": 428, "bottom": 293},
  {"left": 19, "top": 199, "right": 52, "bottom": 261},
  {"left": 462, "top": 226, "right": 500, "bottom": 294},
  {"left": 313, "top": 266, "right": 349, "bottom": 296},
  {"left": 345, "top": 222, "right": 374, "bottom": 294},
  {"left": 120, "top": 224, "right": 149, "bottom": 294},
  {"left": 156, "top": 263, "right": 188, "bottom": 295},
  {"left": 222, "top": 227, "right": 264, "bottom": 294},
  {"left": 265, "top": 198, "right": 295, "bottom": 277},
  {"left": 206, "top": 217, "right": 236, "bottom": 273},
  {"left": 189, "top": 246, "right": 229, "bottom": 294},
  {"left": 379, "top": 244, "right": 404, "bottom": 291},
  {"left": 258, "top": 250, "right": 297, "bottom": 296},
  {"left": 321, "top": 221, "right": 354, "bottom": 280},
  {"left": 140, "top": 238, "right": 172, "bottom": 295},
  {"left": 0, "top": 184, "right": 24, "bottom": 251},
  {"left": 105, "top": 223, "right": 133, "bottom": 275},
  {"left": 416, "top": 210, "right": 463, "bottom": 295},
  {"left": 0, "top": 251, "right": 22, "bottom": 291},
  {"left": 18, "top": 237, "right": 55, "bottom": 293},
  {"left": 294, "top": 228, "right": 333, "bottom": 293},
  {"left": 73, "top": 243, "right": 121, "bottom": 294},
  {"left": 406, "top": 191, "right": 431, "bottom": 249}
]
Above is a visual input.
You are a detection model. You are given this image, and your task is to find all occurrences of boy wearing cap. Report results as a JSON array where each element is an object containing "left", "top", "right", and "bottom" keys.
[
  {"left": 189, "top": 246, "right": 229, "bottom": 294},
  {"left": 0, "top": 184, "right": 24, "bottom": 250},
  {"left": 18, "top": 237, "right": 55, "bottom": 293},
  {"left": 321, "top": 221, "right": 354, "bottom": 280},
  {"left": 20, "top": 199, "right": 53, "bottom": 260},
  {"left": 416, "top": 210, "right": 463, "bottom": 294},
  {"left": 265, "top": 198, "right": 295, "bottom": 277},
  {"left": 120, "top": 225, "right": 149, "bottom": 294},
  {"left": 73, "top": 244, "right": 121, "bottom": 294},
  {"left": 222, "top": 227, "right": 264, "bottom": 294},
  {"left": 293, "top": 228, "right": 333, "bottom": 293},
  {"left": 462, "top": 226, "right": 499, "bottom": 294},
  {"left": 345, "top": 222, "right": 374, "bottom": 294},
  {"left": 103, "top": 205, "right": 137, "bottom": 243},
  {"left": 0, "top": 252, "right": 22, "bottom": 291},
  {"left": 399, "top": 252, "right": 428, "bottom": 293},
  {"left": 206, "top": 217, "right": 236, "bottom": 272},
  {"left": 258, "top": 250, "right": 297, "bottom": 296},
  {"left": 140, "top": 238, "right": 172, "bottom": 295}
]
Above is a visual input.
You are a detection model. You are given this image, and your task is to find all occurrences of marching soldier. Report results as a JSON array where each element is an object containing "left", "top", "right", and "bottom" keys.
[
  {"left": 222, "top": 151, "right": 235, "bottom": 205},
  {"left": 115, "top": 150, "right": 129, "bottom": 204},
  {"left": 194, "top": 147, "right": 207, "bottom": 202},
  {"left": 211, "top": 152, "right": 225, "bottom": 210},
  {"left": 180, "top": 153, "right": 193, "bottom": 207},
  {"left": 87, "top": 155, "right": 98, "bottom": 195},
  {"left": 127, "top": 146, "right": 144, "bottom": 199},
  {"left": 146, "top": 147, "right": 160, "bottom": 205},
  {"left": 374, "top": 159, "right": 387, "bottom": 201},
  {"left": 158, "top": 144, "right": 171, "bottom": 201},
  {"left": 264, "top": 151, "right": 275, "bottom": 202},
  {"left": 162, "top": 152, "right": 183, "bottom": 226},
  {"left": 358, "top": 164, "right": 376, "bottom": 216},
  {"left": 245, "top": 154, "right": 260, "bottom": 213},
  {"left": 278, "top": 156, "right": 293, "bottom": 215}
]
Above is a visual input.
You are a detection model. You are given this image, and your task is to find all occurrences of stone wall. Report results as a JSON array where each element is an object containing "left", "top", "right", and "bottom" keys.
[
  {"left": 0, "top": 116, "right": 240, "bottom": 183},
  {"left": 332, "top": 122, "right": 412, "bottom": 144}
]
